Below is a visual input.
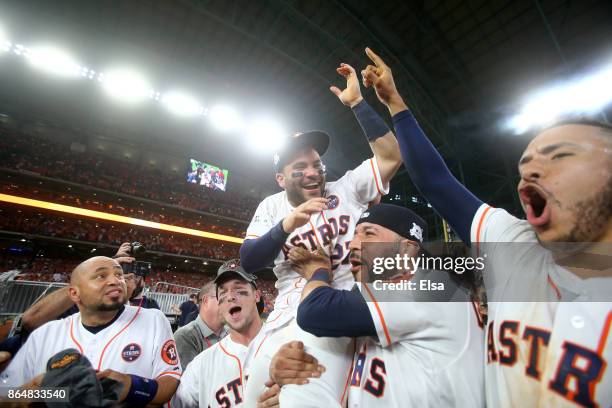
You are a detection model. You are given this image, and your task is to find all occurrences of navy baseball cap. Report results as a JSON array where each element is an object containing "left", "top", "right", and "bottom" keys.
[
  {"left": 273, "top": 131, "right": 330, "bottom": 173},
  {"left": 214, "top": 259, "right": 257, "bottom": 287},
  {"left": 357, "top": 203, "right": 428, "bottom": 243}
]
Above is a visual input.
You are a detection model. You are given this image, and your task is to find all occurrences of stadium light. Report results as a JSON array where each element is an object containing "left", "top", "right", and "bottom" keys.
[
  {"left": 0, "top": 26, "right": 10, "bottom": 53},
  {"left": 209, "top": 105, "right": 243, "bottom": 132},
  {"left": 100, "top": 68, "right": 151, "bottom": 103},
  {"left": 26, "top": 45, "right": 82, "bottom": 78},
  {"left": 246, "top": 118, "right": 287, "bottom": 153},
  {"left": 161, "top": 91, "right": 203, "bottom": 117},
  {"left": 508, "top": 62, "right": 612, "bottom": 133}
]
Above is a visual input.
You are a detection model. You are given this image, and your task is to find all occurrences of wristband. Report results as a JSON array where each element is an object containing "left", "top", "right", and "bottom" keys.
[
  {"left": 352, "top": 99, "right": 391, "bottom": 141},
  {"left": 125, "top": 374, "right": 158, "bottom": 407},
  {"left": 309, "top": 268, "right": 331, "bottom": 283}
]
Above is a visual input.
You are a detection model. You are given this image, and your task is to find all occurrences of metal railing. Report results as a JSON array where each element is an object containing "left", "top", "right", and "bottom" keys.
[
  {"left": 0, "top": 279, "right": 198, "bottom": 321},
  {"left": 0, "top": 280, "right": 67, "bottom": 317}
]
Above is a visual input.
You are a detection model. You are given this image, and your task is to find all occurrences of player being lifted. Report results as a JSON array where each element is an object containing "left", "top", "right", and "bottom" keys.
[
  {"left": 359, "top": 47, "right": 612, "bottom": 407},
  {"left": 240, "top": 62, "right": 402, "bottom": 407}
]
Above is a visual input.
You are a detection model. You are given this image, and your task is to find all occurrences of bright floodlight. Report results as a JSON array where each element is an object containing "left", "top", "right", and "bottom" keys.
[
  {"left": 508, "top": 62, "right": 612, "bottom": 133},
  {"left": 26, "top": 45, "right": 81, "bottom": 77},
  {"left": 101, "top": 68, "right": 151, "bottom": 103},
  {"left": 0, "top": 27, "right": 9, "bottom": 52},
  {"left": 209, "top": 105, "right": 243, "bottom": 131},
  {"left": 246, "top": 119, "right": 287, "bottom": 153},
  {"left": 162, "top": 91, "right": 203, "bottom": 117}
]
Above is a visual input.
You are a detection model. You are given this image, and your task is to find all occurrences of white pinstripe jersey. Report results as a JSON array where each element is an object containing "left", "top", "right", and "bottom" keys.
[
  {"left": 0, "top": 305, "right": 181, "bottom": 392},
  {"left": 245, "top": 157, "right": 388, "bottom": 331},
  {"left": 472, "top": 204, "right": 612, "bottom": 408}
]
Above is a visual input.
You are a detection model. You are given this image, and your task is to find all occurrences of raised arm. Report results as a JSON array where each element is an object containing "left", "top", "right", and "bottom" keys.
[
  {"left": 361, "top": 48, "right": 483, "bottom": 244},
  {"left": 330, "top": 63, "right": 402, "bottom": 187}
]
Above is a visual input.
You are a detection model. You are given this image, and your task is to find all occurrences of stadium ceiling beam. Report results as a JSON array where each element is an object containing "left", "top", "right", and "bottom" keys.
[{"left": 273, "top": 0, "right": 459, "bottom": 162}]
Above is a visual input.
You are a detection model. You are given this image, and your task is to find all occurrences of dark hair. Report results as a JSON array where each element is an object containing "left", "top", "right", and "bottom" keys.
[{"left": 545, "top": 118, "right": 612, "bottom": 133}]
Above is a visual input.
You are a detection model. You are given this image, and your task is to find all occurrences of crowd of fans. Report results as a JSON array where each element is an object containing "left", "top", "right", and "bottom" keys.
[
  {"left": 0, "top": 182, "right": 246, "bottom": 237},
  {"left": 0, "top": 128, "right": 261, "bottom": 221},
  {"left": 1, "top": 254, "right": 278, "bottom": 315},
  {"left": 0, "top": 207, "right": 240, "bottom": 260}
]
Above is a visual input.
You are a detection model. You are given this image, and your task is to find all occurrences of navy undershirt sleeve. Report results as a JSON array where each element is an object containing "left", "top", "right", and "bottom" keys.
[
  {"left": 240, "top": 221, "right": 288, "bottom": 273},
  {"left": 297, "top": 286, "right": 377, "bottom": 338},
  {"left": 392, "top": 110, "right": 483, "bottom": 244}
]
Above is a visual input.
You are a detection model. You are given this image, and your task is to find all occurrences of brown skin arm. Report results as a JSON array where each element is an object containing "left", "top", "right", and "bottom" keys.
[{"left": 20, "top": 287, "right": 74, "bottom": 333}]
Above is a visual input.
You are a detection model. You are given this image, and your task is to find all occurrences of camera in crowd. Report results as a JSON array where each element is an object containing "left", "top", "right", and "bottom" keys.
[{"left": 121, "top": 241, "right": 152, "bottom": 278}]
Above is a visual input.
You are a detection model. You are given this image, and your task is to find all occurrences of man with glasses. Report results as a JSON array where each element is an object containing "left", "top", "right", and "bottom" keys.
[
  {"left": 174, "top": 282, "right": 227, "bottom": 370},
  {"left": 240, "top": 63, "right": 402, "bottom": 407}
]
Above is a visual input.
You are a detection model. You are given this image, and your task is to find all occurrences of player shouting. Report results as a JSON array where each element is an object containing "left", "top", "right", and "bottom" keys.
[
  {"left": 360, "top": 47, "right": 612, "bottom": 407},
  {"left": 240, "top": 62, "right": 402, "bottom": 406}
]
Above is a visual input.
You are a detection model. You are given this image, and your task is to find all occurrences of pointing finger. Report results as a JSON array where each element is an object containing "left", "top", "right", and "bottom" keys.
[
  {"left": 365, "top": 47, "right": 385, "bottom": 67},
  {"left": 329, "top": 86, "right": 342, "bottom": 97}
]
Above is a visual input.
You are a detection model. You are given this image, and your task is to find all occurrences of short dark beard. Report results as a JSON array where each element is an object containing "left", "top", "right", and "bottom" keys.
[
  {"left": 565, "top": 179, "right": 612, "bottom": 242},
  {"left": 285, "top": 179, "right": 325, "bottom": 207},
  {"left": 95, "top": 300, "right": 124, "bottom": 312},
  {"left": 549, "top": 176, "right": 612, "bottom": 244}
]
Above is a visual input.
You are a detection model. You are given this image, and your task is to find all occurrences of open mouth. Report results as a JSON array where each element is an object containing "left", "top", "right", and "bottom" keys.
[
  {"left": 349, "top": 258, "right": 363, "bottom": 274},
  {"left": 229, "top": 306, "right": 242, "bottom": 318},
  {"left": 302, "top": 182, "right": 320, "bottom": 192},
  {"left": 519, "top": 185, "right": 551, "bottom": 227}
]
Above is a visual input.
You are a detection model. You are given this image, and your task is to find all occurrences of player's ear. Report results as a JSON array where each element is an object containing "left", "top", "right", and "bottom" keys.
[
  {"left": 255, "top": 289, "right": 261, "bottom": 303},
  {"left": 68, "top": 286, "right": 80, "bottom": 303},
  {"left": 400, "top": 239, "right": 420, "bottom": 258},
  {"left": 275, "top": 173, "right": 286, "bottom": 188}
]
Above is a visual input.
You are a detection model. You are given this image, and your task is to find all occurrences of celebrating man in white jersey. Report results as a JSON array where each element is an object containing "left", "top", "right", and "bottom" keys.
[
  {"left": 172, "top": 259, "right": 267, "bottom": 408},
  {"left": 240, "top": 63, "right": 402, "bottom": 407},
  {"left": 283, "top": 203, "right": 484, "bottom": 407},
  {"left": 0, "top": 256, "right": 180, "bottom": 406},
  {"left": 359, "top": 47, "right": 612, "bottom": 406}
]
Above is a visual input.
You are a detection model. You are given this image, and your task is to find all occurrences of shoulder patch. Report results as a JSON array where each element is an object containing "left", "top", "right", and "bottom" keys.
[{"left": 161, "top": 339, "right": 179, "bottom": 365}]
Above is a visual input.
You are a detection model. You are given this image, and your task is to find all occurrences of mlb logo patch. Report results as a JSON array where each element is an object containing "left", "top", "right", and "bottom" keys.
[
  {"left": 326, "top": 195, "right": 340, "bottom": 210},
  {"left": 121, "top": 343, "right": 142, "bottom": 362}
]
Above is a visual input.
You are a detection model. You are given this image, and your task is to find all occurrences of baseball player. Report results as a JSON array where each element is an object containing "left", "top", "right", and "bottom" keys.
[
  {"left": 0, "top": 256, "right": 181, "bottom": 406},
  {"left": 287, "top": 203, "right": 484, "bottom": 407},
  {"left": 360, "top": 47, "right": 612, "bottom": 406},
  {"left": 240, "top": 62, "right": 402, "bottom": 406},
  {"left": 171, "top": 259, "right": 266, "bottom": 408}
]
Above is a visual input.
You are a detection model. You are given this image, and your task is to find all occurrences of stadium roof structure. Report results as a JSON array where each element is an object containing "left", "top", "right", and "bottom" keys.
[{"left": 0, "top": 0, "right": 610, "bottom": 225}]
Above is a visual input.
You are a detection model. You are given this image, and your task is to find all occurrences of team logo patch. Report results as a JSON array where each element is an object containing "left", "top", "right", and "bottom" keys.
[
  {"left": 360, "top": 212, "right": 369, "bottom": 219},
  {"left": 121, "top": 343, "right": 142, "bottom": 362},
  {"left": 326, "top": 195, "right": 340, "bottom": 210},
  {"left": 410, "top": 222, "right": 423, "bottom": 243},
  {"left": 161, "top": 340, "right": 179, "bottom": 365}
]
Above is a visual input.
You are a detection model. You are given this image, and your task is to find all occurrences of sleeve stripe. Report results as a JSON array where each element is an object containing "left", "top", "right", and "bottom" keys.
[
  {"left": 474, "top": 205, "right": 493, "bottom": 255},
  {"left": 157, "top": 371, "right": 182, "bottom": 379},
  {"left": 363, "top": 283, "right": 391, "bottom": 346},
  {"left": 245, "top": 234, "right": 260, "bottom": 238},
  {"left": 369, "top": 158, "right": 384, "bottom": 196},
  {"left": 597, "top": 311, "right": 612, "bottom": 354}
]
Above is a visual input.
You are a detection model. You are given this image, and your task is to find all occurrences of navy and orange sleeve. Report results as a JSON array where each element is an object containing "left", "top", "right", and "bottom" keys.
[
  {"left": 297, "top": 286, "right": 377, "bottom": 338},
  {"left": 392, "top": 110, "right": 483, "bottom": 245}
]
